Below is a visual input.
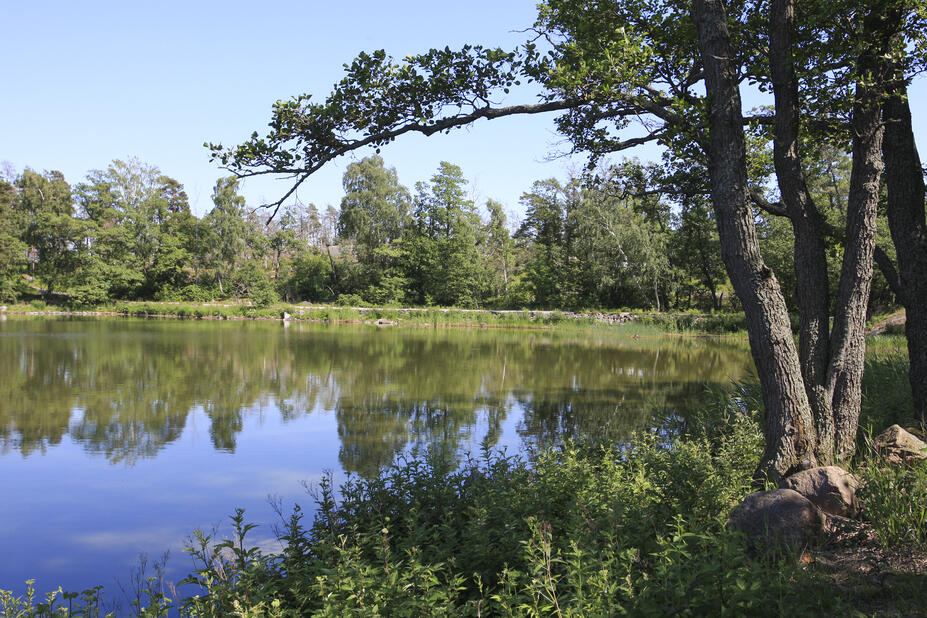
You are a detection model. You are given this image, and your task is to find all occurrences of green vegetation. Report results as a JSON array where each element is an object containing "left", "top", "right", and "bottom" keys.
[
  {"left": 861, "top": 460, "right": 927, "bottom": 548},
  {"left": 3, "top": 298, "right": 751, "bottom": 334},
  {"left": 2, "top": 150, "right": 897, "bottom": 323}
]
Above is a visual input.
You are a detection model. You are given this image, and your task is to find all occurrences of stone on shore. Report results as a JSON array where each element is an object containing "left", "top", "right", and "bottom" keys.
[
  {"left": 728, "top": 489, "right": 826, "bottom": 553},
  {"left": 779, "top": 466, "right": 861, "bottom": 518},
  {"left": 873, "top": 424, "right": 927, "bottom": 464}
]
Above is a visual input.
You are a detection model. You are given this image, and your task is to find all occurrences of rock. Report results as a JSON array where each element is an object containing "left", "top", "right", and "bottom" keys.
[
  {"left": 282, "top": 311, "right": 291, "bottom": 320},
  {"left": 728, "top": 489, "right": 826, "bottom": 554},
  {"left": 779, "top": 466, "right": 861, "bottom": 518},
  {"left": 867, "top": 311, "right": 906, "bottom": 336},
  {"left": 873, "top": 424, "right": 927, "bottom": 464}
]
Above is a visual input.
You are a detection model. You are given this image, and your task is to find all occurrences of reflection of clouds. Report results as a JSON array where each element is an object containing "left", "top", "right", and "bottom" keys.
[
  {"left": 233, "top": 470, "right": 328, "bottom": 499},
  {"left": 181, "top": 468, "right": 328, "bottom": 500},
  {"left": 72, "top": 527, "right": 188, "bottom": 550},
  {"left": 190, "top": 471, "right": 241, "bottom": 488},
  {"left": 39, "top": 556, "right": 73, "bottom": 570}
]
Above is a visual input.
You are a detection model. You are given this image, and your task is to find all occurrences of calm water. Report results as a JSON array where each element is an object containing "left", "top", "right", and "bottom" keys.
[{"left": 0, "top": 317, "right": 752, "bottom": 602}]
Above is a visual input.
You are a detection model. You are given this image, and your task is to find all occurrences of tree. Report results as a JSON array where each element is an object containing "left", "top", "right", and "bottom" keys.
[
  {"left": 338, "top": 155, "right": 411, "bottom": 254},
  {"left": 207, "top": 0, "right": 926, "bottom": 481},
  {"left": 75, "top": 159, "right": 195, "bottom": 299},
  {"left": 876, "top": 47, "right": 927, "bottom": 424},
  {"left": 19, "top": 169, "right": 80, "bottom": 298},
  {"left": 483, "top": 199, "right": 515, "bottom": 304},
  {"left": 674, "top": 195, "right": 727, "bottom": 310},
  {"left": 0, "top": 177, "right": 27, "bottom": 301},
  {"left": 336, "top": 156, "right": 412, "bottom": 301},
  {"left": 575, "top": 164, "right": 676, "bottom": 310},
  {"left": 202, "top": 177, "right": 248, "bottom": 295},
  {"left": 405, "top": 162, "right": 487, "bottom": 307},
  {"left": 517, "top": 178, "right": 574, "bottom": 307}
]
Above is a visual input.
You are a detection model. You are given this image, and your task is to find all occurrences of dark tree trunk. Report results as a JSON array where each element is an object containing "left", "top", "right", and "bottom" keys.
[
  {"left": 693, "top": 0, "right": 817, "bottom": 482},
  {"left": 769, "top": 0, "right": 834, "bottom": 460},
  {"left": 767, "top": 0, "right": 889, "bottom": 462},
  {"left": 826, "top": 6, "right": 896, "bottom": 458},
  {"left": 883, "top": 81, "right": 927, "bottom": 424}
]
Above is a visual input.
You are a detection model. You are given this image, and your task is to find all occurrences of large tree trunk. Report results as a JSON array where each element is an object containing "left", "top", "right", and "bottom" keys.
[
  {"left": 693, "top": 0, "right": 818, "bottom": 482},
  {"left": 883, "top": 81, "right": 927, "bottom": 424},
  {"left": 768, "top": 0, "right": 888, "bottom": 462},
  {"left": 769, "top": 0, "right": 834, "bottom": 461},
  {"left": 826, "top": 6, "right": 897, "bottom": 458}
]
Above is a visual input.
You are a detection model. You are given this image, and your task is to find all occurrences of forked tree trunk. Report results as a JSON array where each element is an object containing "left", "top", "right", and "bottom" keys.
[
  {"left": 693, "top": 0, "right": 818, "bottom": 482},
  {"left": 768, "top": 0, "right": 889, "bottom": 462},
  {"left": 883, "top": 81, "right": 927, "bottom": 424},
  {"left": 693, "top": 0, "right": 894, "bottom": 480}
]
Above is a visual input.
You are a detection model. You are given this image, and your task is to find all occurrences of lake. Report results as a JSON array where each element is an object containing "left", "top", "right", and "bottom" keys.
[{"left": 0, "top": 316, "right": 753, "bottom": 604}]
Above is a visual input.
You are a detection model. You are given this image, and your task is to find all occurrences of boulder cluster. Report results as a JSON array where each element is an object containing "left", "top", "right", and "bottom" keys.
[{"left": 728, "top": 425, "right": 927, "bottom": 553}]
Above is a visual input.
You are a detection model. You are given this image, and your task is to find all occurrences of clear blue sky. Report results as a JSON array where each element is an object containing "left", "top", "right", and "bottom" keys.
[{"left": 3, "top": 1, "right": 925, "bottom": 219}]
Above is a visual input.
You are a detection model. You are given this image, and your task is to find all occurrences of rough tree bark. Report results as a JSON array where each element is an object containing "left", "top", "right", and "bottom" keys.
[
  {"left": 694, "top": 0, "right": 895, "bottom": 479},
  {"left": 769, "top": 0, "right": 834, "bottom": 460},
  {"left": 767, "top": 0, "right": 891, "bottom": 461},
  {"left": 693, "top": 0, "right": 818, "bottom": 481},
  {"left": 882, "top": 80, "right": 927, "bottom": 424}
]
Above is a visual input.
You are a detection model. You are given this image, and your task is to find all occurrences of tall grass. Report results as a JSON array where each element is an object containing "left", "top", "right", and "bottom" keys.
[
  {"left": 4, "top": 300, "right": 750, "bottom": 334},
  {"left": 860, "top": 459, "right": 927, "bottom": 548}
]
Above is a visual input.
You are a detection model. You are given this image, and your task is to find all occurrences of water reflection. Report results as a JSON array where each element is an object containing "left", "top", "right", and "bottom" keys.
[{"left": 0, "top": 318, "right": 753, "bottom": 475}]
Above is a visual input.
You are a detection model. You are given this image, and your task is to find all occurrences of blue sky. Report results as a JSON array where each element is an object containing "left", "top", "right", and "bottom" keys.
[{"left": 2, "top": 1, "right": 925, "bottom": 219}]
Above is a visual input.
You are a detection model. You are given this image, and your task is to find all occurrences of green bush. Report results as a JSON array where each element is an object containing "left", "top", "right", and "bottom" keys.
[
  {"left": 336, "top": 293, "right": 367, "bottom": 307},
  {"left": 250, "top": 282, "right": 280, "bottom": 308}
]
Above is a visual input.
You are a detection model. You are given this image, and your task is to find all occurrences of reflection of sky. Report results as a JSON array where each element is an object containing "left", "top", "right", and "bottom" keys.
[
  {"left": 0, "top": 405, "right": 346, "bottom": 603},
  {"left": 0, "top": 321, "right": 754, "bottom": 608}
]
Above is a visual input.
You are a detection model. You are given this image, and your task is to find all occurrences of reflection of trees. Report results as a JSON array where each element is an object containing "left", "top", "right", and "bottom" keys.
[{"left": 0, "top": 319, "right": 753, "bottom": 474}]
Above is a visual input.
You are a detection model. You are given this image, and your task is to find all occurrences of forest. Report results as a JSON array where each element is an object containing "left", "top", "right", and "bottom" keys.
[{"left": 0, "top": 147, "right": 895, "bottom": 316}]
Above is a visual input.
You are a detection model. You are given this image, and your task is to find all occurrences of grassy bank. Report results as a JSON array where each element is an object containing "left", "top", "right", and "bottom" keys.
[{"left": 1, "top": 300, "right": 748, "bottom": 334}]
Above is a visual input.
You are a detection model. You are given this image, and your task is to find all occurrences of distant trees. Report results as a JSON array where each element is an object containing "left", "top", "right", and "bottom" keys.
[
  {"left": 0, "top": 175, "right": 26, "bottom": 301},
  {"left": 0, "top": 153, "right": 804, "bottom": 312},
  {"left": 1, "top": 148, "right": 907, "bottom": 327},
  {"left": 19, "top": 169, "right": 79, "bottom": 298}
]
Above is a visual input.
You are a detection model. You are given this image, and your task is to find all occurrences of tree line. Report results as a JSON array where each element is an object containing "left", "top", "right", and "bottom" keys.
[{"left": 0, "top": 147, "right": 894, "bottom": 315}]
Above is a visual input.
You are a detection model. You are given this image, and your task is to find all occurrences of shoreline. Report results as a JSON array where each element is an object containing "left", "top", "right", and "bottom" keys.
[{"left": 0, "top": 302, "right": 751, "bottom": 335}]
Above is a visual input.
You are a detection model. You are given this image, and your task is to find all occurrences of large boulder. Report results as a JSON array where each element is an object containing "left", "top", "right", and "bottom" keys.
[
  {"left": 873, "top": 424, "right": 927, "bottom": 464},
  {"left": 728, "top": 489, "right": 825, "bottom": 554},
  {"left": 779, "top": 466, "right": 861, "bottom": 518}
]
